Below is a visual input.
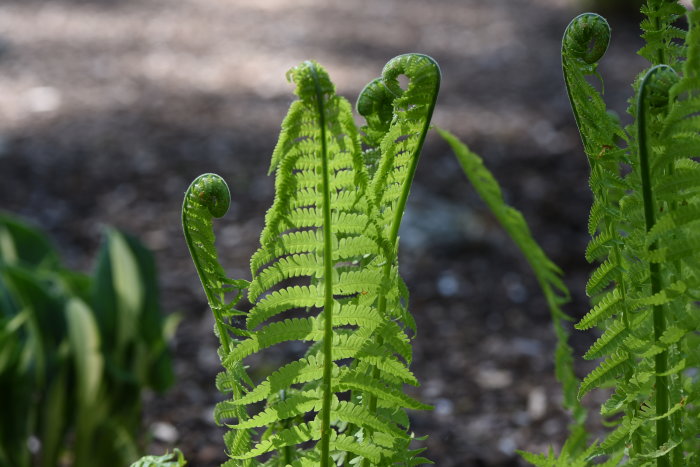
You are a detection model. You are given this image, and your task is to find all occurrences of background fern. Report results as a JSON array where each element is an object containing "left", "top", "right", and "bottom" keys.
[{"left": 550, "top": 2, "right": 700, "bottom": 465}]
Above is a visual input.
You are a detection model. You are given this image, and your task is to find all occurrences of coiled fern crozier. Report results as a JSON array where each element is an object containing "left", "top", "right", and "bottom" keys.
[{"left": 523, "top": 1, "right": 700, "bottom": 465}]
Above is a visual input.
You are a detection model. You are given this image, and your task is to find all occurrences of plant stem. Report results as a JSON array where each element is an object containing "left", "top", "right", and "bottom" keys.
[
  {"left": 637, "top": 65, "right": 670, "bottom": 467},
  {"left": 309, "top": 62, "right": 334, "bottom": 467}
]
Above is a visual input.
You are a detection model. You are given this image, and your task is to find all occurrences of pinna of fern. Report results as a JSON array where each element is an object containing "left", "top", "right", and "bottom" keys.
[
  {"left": 553, "top": 2, "right": 700, "bottom": 466},
  {"left": 182, "top": 54, "right": 440, "bottom": 466}
]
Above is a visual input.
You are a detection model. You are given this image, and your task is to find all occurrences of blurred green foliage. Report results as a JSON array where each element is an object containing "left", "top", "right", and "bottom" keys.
[{"left": 0, "top": 214, "right": 178, "bottom": 467}]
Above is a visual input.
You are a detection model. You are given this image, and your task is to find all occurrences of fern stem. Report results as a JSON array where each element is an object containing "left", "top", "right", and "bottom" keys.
[
  {"left": 637, "top": 65, "right": 670, "bottom": 467},
  {"left": 307, "top": 61, "right": 335, "bottom": 467}
]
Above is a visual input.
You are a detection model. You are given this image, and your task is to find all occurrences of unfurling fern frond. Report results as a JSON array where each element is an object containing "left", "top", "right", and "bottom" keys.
[
  {"left": 182, "top": 174, "right": 254, "bottom": 463},
  {"left": 183, "top": 55, "right": 439, "bottom": 467},
  {"left": 183, "top": 174, "right": 249, "bottom": 341},
  {"left": 359, "top": 54, "right": 440, "bottom": 244}
]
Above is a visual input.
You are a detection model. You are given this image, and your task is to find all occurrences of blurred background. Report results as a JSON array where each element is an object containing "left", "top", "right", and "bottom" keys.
[{"left": 0, "top": 0, "right": 658, "bottom": 465}]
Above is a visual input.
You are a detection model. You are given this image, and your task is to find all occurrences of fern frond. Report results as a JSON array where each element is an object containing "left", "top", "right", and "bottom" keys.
[
  {"left": 330, "top": 398, "right": 409, "bottom": 439},
  {"left": 576, "top": 289, "right": 622, "bottom": 330},
  {"left": 578, "top": 351, "right": 630, "bottom": 400},
  {"left": 231, "top": 390, "right": 322, "bottom": 430},
  {"left": 327, "top": 432, "right": 391, "bottom": 465},
  {"left": 585, "top": 257, "right": 618, "bottom": 296},
  {"left": 639, "top": 0, "right": 687, "bottom": 66},
  {"left": 562, "top": 13, "right": 624, "bottom": 161},
  {"left": 130, "top": 449, "right": 187, "bottom": 467},
  {"left": 585, "top": 230, "right": 616, "bottom": 263},
  {"left": 182, "top": 174, "right": 249, "bottom": 342},
  {"left": 231, "top": 421, "right": 321, "bottom": 460},
  {"left": 334, "top": 369, "right": 431, "bottom": 411},
  {"left": 203, "top": 56, "right": 439, "bottom": 465},
  {"left": 633, "top": 280, "right": 687, "bottom": 307},
  {"left": 518, "top": 439, "right": 619, "bottom": 467},
  {"left": 246, "top": 285, "right": 323, "bottom": 330},
  {"left": 647, "top": 202, "right": 700, "bottom": 243},
  {"left": 559, "top": 5, "right": 700, "bottom": 464},
  {"left": 583, "top": 317, "right": 629, "bottom": 361},
  {"left": 359, "top": 54, "right": 440, "bottom": 240}
]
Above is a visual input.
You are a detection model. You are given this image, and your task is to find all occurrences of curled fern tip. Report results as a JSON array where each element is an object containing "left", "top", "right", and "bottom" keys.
[
  {"left": 642, "top": 65, "right": 679, "bottom": 109},
  {"left": 563, "top": 13, "right": 611, "bottom": 64},
  {"left": 188, "top": 173, "right": 231, "bottom": 218}
]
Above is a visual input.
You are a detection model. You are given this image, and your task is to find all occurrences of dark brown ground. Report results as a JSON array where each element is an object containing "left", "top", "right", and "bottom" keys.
[{"left": 0, "top": 0, "right": 652, "bottom": 465}]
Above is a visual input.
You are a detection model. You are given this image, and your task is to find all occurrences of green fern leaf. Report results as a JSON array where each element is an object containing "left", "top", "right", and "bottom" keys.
[
  {"left": 231, "top": 421, "right": 321, "bottom": 460},
  {"left": 585, "top": 257, "right": 618, "bottom": 296},
  {"left": 576, "top": 289, "right": 623, "bottom": 330},
  {"left": 578, "top": 351, "right": 630, "bottom": 400},
  {"left": 334, "top": 368, "right": 431, "bottom": 411},
  {"left": 583, "top": 317, "right": 629, "bottom": 360},
  {"left": 436, "top": 127, "right": 585, "bottom": 439},
  {"left": 231, "top": 390, "right": 322, "bottom": 430},
  {"left": 329, "top": 398, "right": 408, "bottom": 439}
]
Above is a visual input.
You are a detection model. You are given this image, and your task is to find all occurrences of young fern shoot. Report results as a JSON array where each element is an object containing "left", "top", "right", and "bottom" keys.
[{"left": 181, "top": 54, "right": 439, "bottom": 466}]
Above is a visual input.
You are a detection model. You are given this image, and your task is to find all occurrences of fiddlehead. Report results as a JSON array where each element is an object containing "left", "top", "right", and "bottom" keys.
[
  {"left": 563, "top": 13, "right": 611, "bottom": 65},
  {"left": 356, "top": 78, "right": 393, "bottom": 145},
  {"left": 182, "top": 174, "right": 247, "bottom": 340},
  {"left": 365, "top": 53, "right": 441, "bottom": 244},
  {"left": 561, "top": 13, "right": 620, "bottom": 159},
  {"left": 356, "top": 78, "right": 394, "bottom": 177},
  {"left": 182, "top": 174, "right": 254, "bottom": 464},
  {"left": 355, "top": 54, "right": 441, "bottom": 333},
  {"left": 182, "top": 173, "right": 232, "bottom": 309}
]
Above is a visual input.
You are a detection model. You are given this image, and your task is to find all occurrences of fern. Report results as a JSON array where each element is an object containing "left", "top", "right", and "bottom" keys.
[
  {"left": 180, "top": 55, "right": 439, "bottom": 466},
  {"left": 548, "top": 2, "right": 700, "bottom": 465}
]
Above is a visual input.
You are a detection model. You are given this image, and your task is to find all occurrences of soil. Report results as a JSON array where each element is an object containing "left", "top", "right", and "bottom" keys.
[{"left": 0, "top": 0, "right": 650, "bottom": 465}]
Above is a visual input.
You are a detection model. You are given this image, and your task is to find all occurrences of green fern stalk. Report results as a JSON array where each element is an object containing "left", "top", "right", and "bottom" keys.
[
  {"left": 561, "top": 13, "right": 641, "bottom": 456},
  {"left": 637, "top": 65, "right": 677, "bottom": 466},
  {"left": 309, "top": 61, "right": 336, "bottom": 467},
  {"left": 182, "top": 174, "right": 253, "bottom": 464}
]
